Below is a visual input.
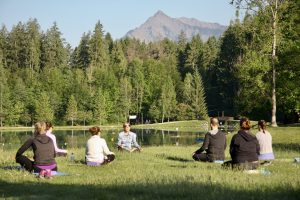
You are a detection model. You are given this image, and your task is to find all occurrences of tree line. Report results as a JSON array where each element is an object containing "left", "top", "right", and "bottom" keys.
[{"left": 0, "top": 0, "right": 299, "bottom": 126}]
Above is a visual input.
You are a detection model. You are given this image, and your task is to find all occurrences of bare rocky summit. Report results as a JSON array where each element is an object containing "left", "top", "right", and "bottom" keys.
[{"left": 125, "top": 10, "right": 227, "bottom": 43}]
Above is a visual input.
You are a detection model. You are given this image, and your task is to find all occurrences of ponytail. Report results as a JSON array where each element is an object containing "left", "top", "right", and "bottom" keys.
[{"left": 258, "top": 120, "right": 266, "bottom": 134}]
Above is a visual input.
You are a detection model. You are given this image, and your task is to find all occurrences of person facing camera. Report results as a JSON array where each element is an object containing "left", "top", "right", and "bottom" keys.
[
  {"left": 229, "top": 117, "right": 260, "bottom": 170},
  {"left": 117, "top": 122, "right": 142, "bottom": 152},
  {"left": 192, "top": 117, "right": 226, "bottom": 163},
  {"left": 85, "top": 126, "right": 115, "bottom": 166},
  {"left": 15, "top": 121, "right": 57, "bottom": 178}
]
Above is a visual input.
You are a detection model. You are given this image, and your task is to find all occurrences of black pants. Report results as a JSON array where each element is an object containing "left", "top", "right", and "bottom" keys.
[
  {"left": 16, "top": 155, "right": 57, "bottom": 173},
  {"left": 222, "top": 160, "right": 259, "bottom": 170},
  {"left": 192, "top": 153, "right": 208, "bottom": 162},
  {"left": 232, "top": 162, "right": 259, "bottom": 170}
]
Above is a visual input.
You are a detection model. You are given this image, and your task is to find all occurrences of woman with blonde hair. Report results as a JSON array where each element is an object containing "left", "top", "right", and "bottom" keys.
[{"left": 15, "top": 121, "right": 57, "bottom": 178}]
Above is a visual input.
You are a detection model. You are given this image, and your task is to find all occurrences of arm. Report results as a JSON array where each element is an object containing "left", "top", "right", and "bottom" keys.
[
  {"left": 132, "top": 133, "right": 140, "bottom": 148},
  {"left": 85, "top": 142, "right": 89, "bottom": 155},
  {"left": 198, "top": 133, "right": 210, "bottom": 153},
  {"left": 229, "top": 135, "right": 236, "bottom": 158},
  {"left": 224, "top": 134, "right": 227, "bottom": 150},
  {"left": 117, "top": 133, "right": 123, "bottom": 146},
  {"left": 16, "top": 138, "right": 33, "bottom": 158},
  {"left": 102, "top": 139, "right": 114, "bottom": 155},
  {"left": 255, "top": 138, "right": 260, "bottom": 155},
  {"left": 48, "top": 133, "right": 67, "bottom": 153}
]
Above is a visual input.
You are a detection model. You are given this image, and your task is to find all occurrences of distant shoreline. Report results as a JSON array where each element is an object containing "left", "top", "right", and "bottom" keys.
[{"left": 0, "top": 120, "right": 208, "bottom": 132}]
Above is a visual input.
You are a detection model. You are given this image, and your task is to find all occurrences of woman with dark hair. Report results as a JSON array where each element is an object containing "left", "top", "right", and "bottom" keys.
[
  {"left": 256, "top": 120, "right": 275, "bottom": 162},
  {"left": 85, "top": 126, "right": 115, "bottom": 166},
  {"left": 15, "top": 122, "right": 57, "bottom": 178},
  {"left": 229, "top": 117, "right": 260, "bottom": 170},
  {"left": 46, "top": 122, "right": 68, "bottom": 156}
]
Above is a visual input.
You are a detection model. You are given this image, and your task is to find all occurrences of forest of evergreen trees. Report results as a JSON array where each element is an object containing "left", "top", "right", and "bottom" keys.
[{"left": 0, "top": 0, "right": 299, "bottom": 126}]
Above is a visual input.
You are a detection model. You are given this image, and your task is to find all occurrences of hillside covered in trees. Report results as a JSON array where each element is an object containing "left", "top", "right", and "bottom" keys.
[{"left": 0, "top": 0, "right": 299, "bottom": 126}]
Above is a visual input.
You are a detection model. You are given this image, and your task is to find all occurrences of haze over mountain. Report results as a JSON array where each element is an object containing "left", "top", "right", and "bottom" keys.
[{"left": 125, "top": 10, "right": 227, "bottom": 43}]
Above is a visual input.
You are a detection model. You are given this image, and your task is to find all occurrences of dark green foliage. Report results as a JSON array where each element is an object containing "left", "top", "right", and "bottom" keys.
[
  {"left": 276, "top": 0, "right": 300, "bottom": 122},
  {"left": 89, "top": 21, "right": 109, "bottom": 69},
  {"left": 72, "top": 32, "right": 91, "bottom": 69},
  {"left": 65, "top": 95, "right": 78, "bottom": 126},
  {"left": 210, "top": 24, "right": 245, "bottom": 116},
  {"left": 40, "top": 22, "right": 67, "bottom": 69},
  {"left": 1, "top": 5, "right": 299, "bottom": 126},
  {"left": 34, "top": 92, "right": 54, "bottom": 122}
]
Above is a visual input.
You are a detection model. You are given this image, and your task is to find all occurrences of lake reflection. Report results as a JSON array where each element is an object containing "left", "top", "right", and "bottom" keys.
[{"left": 0, "top": 129, "right": 206, "bottom": 150}]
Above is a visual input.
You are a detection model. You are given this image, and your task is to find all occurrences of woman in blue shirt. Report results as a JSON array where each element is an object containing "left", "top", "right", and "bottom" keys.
[{"left": 117, "top": 123, "right": 142, "bottom": 152}]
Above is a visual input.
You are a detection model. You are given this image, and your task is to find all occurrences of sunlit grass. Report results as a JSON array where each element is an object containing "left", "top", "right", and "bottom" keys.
[{"left": 0, "top": 126, "right": 299, "bottom": 199}]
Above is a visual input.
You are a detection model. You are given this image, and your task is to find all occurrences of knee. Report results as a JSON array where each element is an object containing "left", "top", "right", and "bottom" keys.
[
  {"left": 192, "top": 154, "right": 199, "bottom": 161},
  {"left": 117, "top": 146, "right": 123, "bottom": 151},
  {"left": 108, "top": 154, "right": 115, "bottom": 162},
  {"left": 15, "top": 155, "right": 23, "bottom": 163}
]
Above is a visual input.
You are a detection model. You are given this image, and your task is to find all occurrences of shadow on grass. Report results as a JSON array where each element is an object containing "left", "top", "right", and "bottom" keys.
[
  {"left": 166, "top": 156, "right": 193, "bottom": 163},
  {"left": 155, "top": 153, "right": 193, "bottom": 163},
  {"left": 273, "top": 143, "right": 300, "bottom": 152},
  {"left": 0, "top": 179, "right": 299, "bottom": 200}
]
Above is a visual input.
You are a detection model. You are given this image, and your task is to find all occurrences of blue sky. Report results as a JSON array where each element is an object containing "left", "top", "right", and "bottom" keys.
[{"left": 0, "top": 0, "right": 237, "bottom": 47}]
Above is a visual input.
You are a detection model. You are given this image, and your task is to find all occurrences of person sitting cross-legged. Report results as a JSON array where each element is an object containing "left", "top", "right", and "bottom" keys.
[
  {"left": 16, "top": 121, "right": 57, "bottom": 178},
  {"left": 229, "top": 117, "right": 260, "bottom": 170},
  {"left": 85, "top": 126, "right": 115, "bottom": 166},
  {"left": 46, "top": 122, "right": 68, "bottom": 157},
  {"left": 256, "top": 120, "right": 275, "bottom": 165},
  {"left": 192, "top": 117, "right": 226, "bottom": 163},
  {"left": 117, "top": 123, "right": 142, "bottom": 152}
]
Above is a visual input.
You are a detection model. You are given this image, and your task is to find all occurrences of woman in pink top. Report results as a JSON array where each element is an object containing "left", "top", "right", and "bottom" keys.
[
  {"left": 46, "top": 122, "right": 68, "bottom": 156},
  {"left": 256, "top": 120, "right": 275, "bottom": 162}
]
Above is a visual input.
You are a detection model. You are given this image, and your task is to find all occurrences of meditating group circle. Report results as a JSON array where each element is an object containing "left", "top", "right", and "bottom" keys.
[{"left": 15, "top": 118, "right": 274, "bottom": 178}]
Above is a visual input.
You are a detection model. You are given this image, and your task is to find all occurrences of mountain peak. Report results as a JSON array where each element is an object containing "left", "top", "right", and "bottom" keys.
[
  {"left": 125, "top": 11, "right": 227, "bottom": 43},
  {"left": 153, "top": 10, "right": 168, "bottom": 17}
]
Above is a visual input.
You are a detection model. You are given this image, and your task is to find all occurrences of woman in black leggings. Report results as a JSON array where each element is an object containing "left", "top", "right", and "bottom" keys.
[{"left": 15, "top": 122, "right": 57, "bottom": 176}]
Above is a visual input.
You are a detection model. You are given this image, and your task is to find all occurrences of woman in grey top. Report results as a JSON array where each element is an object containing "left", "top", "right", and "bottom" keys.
[{"left": 256, "top": 120, "right": 275, "bottom": 162}]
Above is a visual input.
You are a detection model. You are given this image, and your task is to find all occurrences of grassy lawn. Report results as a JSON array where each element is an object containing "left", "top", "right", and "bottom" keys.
[{"left": 0, "top": 126, "right": 299, "bottom": 199}]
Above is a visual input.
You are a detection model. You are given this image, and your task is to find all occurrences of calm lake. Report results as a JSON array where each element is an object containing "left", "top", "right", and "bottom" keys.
[{"left": 0, "top": 129, "right": 207, "bottom": 150}]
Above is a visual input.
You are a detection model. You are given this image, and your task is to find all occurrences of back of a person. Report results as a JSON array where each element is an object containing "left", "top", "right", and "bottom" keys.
[
  {"left": 256, "top": 130, "right": 273, "bottom": 154},
  {"left": 86, "top": 136, "right": 105, "bottom": 162},
  {"left": 231, "top": 130, "right": 259, "bottom": 163},
  {"left": 16, "top": 121, "right": 57, "bottom": 176},
  {"left": 85, "top": 126, "right": 115, "bottom": 166},
  {"left": 32, "top": 134, "right": 56, "bottom": 165},
  {"left": 230, "top": 117, "right": 260, "bottom": 169},
  {"left": 207, "top": 131, "right": 226, "bottom": 161},
  {"left": 256, "top": 120, "right": 274, "bottom": 162}
]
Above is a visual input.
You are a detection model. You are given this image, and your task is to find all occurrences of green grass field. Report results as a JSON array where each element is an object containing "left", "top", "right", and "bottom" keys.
[{"left": 0, "top": 125, "right": 299, "bottom": 200}]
